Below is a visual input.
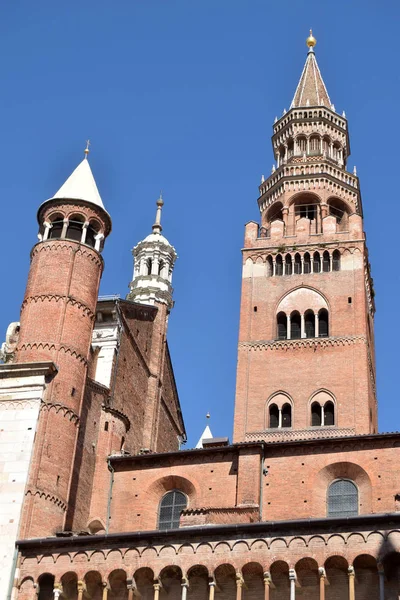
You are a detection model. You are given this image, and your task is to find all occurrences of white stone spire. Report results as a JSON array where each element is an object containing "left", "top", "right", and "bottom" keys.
[
  {"left": 195, "top": 425, "right": 213, "bottom": 449},
  {"left": 127, "top": 195, "right": 177, "bottom": 310}
]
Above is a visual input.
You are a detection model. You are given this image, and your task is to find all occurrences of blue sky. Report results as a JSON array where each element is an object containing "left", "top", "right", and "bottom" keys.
[{"left": 0, "top": 1, "right": 399, "bottom": 447}]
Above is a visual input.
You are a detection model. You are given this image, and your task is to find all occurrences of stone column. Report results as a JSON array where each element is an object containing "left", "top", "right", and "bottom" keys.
[
  {"left": 43, "top": 221, "right": 52, "bottom": 241},
  {"left": 301, "top": 313, "right": 306, "bottom": 338},
  {"left": 282, "top": 207, "right": 289, "bottom": 229},
  {"left": 348, "top": 566, "right": 355, "bottom": 600},
  {"left": 77, "top": 581, "right": 86, "bottom": 600},
  {"left": 153, "top": 582, "right": 161, "bottom": 600},
  {"left": 289, "top": 569, "right": 296, "bottom": 600},
  {"left": 95, "top": 232, "right": 104, "bottom": 251},
  {"left": 81, "top": 221, "right": 89, "bottom": 244},
  {"left": 236, "top": 573, "right": 244, "bottom": 600},
  {"left": 272, "top": 258, "right": 276, "bottom": 277},
  {"left": 181, "top": 577, "right": 189, "bottom": 600},
  {"left": 318, "top": 567, "right": 326, "bottom": 600},
  {"left": 378, "top": 563, "right": 385, "bottom": 600},
  {"left": 329, "top": 253, "right": 333, "bottom": 272},
  {"left": 53, "top": 584, "right": 62, "bottom": 600},
  {"left": 320, "top": 203, "right": 328, "bottom": 219},
  {"left": 315, "top": 312, "right": 319, "bottom": 338},
  {"left": 61, "top": 217, "right": 69, "bottom": 239},
  {"left": 278, "top": 409, "right": 282, "bottom": 429},
  {"left": 286, "top": 314, "right": 291, "bottom": 340},
  {"left": 208, "top": 579, "right": 216, "bottom": 600},
  {"left": 263, "top": 572, "right": 271, "bottom": 600}
]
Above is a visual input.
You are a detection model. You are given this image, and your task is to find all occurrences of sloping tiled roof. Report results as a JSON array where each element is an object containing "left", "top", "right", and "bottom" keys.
[{"left": 291, "top": 48, "right": 332, "bottom": 109}]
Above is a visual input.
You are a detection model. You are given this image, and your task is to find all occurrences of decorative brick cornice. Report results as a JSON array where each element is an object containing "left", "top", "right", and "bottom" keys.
[
  {"left": 245, "top": 426, "right": 356, "bottom": 443},
  {"left": 31, "top": 241, "right": 103, "bottom": 269},
  {"left": 25, "top": 488, "right": 67, "bottom": 511},
  {"left": 21, "top": 294, "right": 95, "bottom": 320},
  {"left": 40, "top": 401, "right": 79, "bottom": 424},
  {"left": 239, "top": 334, "right": 367, "bottom": 351},
  {"left": 17, "top": 342, "right": 88, "bottom": 365},
  {"left": 102, "top": 404, "right": 131, "bottom": 432}
]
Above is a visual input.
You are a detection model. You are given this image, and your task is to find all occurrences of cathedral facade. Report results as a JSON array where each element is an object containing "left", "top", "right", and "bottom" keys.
[{"left": 2, "top": 33, "right": 400, "bottom": 600}]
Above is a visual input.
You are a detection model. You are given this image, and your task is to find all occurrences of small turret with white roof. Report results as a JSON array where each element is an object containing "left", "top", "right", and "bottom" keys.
[
  {"left": 37, "top": 146, "right": 111, "bottom": 252},
  {"left": 127, "top": 195, "right": 177, "bottom": 310}
]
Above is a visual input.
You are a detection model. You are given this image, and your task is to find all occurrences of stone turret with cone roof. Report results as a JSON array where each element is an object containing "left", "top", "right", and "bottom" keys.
[{"left": 127, "top": 194, "right": 177, "bottom": 311}]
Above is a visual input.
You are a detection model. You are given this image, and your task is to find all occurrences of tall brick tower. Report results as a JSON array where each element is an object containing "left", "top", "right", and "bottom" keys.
[
  {"left": 234, "top": 31, "right": 376, "bottom": 443},
  {"left": 15, "top": 149, "right": 111, "bottom": 537}
]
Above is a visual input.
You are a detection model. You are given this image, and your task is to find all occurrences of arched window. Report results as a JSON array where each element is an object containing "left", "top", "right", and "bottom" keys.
[
  {"left": 319, "top": 309, "right": 329, "bottom": 337},
  {"left": 86, "top": 220, "right": 100, "bottom": 248},
  {"left": 294, "top": 253, "right": 302, "bottom": 275},
  {"left": 303, "top": 252, "right": 311, "bottom": 274},
  {"left": 322, "top": 136, "right": 330, "bottom": 156},
  {"left": 158, "top": 260, "right": 164, "bottom": 276},
  {"left": 309, "top": 136, "right": 320, "bottom": 154},
  {"left": 324, "top": 401, "right": 335, "bottom": 426},
  {"left": 287, "top": 139, "right": 294, "bottom": 159},
  {"left": 269, "top": 404, "right": 279, "bottom": 428},
  {"left": 297, "top": 136, "right": 307, "bottom": 154},
  {"left": 38, "top": 574, "right": 55, "bottom": 600},
  {"left": 327, "top": 479, "right": 358, "bottom": 518},
  {"left": 48, "top": 217, "right": 64, "bottom": 239},
  {"left": 311, "top": 402, "right": 322, "bottom": 426},
  {"left": 66, "top": 215, "right": 85, "bottom": 242},
  {"left": 277, "top": 312, "right": 287, "bottom": 340},
  {"left": 291, "top": 311, "right": 301, "bottom": 339},
  {"left": 266, "top": 255, "right": 273, "bottom": 277},
  {"left": 323, "top": 250, "right": 330, "bottom": 272},
  {"left": 305, "top": 310, "right": 315, "bottom": 338},
  {"left": 275, "top": 255, "right": 283, "bottom": 276},
  {"left": 158, "top": 490, "right": 187, "bottom": 530},
  {"left": 285, "top": 254, "right": 292, "bottom": 276},
  {"left": 281, "top": 403, "right": 292, "bottom": 428},
  {"left": 313, "top": 251, "right": 321, "bottom": 273},
  {"left": 146, "top": 258, "right": 153, "bottom": 275},
  {"left": 332, "top": 250, "right": 341, "bottom": 271}
]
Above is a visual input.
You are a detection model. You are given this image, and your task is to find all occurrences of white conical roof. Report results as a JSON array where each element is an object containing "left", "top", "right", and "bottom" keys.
[
  {"left": 49, "top": 157, "right": 105, "bottom": 210},
  {"left": 195, "top": 425, "right": 213, "bottom": 449}
]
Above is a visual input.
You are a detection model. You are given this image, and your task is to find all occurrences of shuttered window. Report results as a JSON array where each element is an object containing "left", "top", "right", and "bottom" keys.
[
  {"left": 327, "top": 479, "right": 358, "bottom": 518},
  {"left": 158, "top": 491, "right": 187, "bottom": 530}
]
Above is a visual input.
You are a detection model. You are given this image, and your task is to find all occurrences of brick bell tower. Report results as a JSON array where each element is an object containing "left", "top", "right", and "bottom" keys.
[
  {"left": 233, "top": 31, "right": 376, "bottom": 444},
  {"left": 16, "top": 147, "right": 111, "bottom": 537}
]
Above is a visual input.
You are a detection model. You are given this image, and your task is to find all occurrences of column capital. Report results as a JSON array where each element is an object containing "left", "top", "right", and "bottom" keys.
[
  {"left": 153, "top": 582, "right": 161, "bottom": 592},
  {"left": 181, "top": 577, "right": 189, "bottom": 588},
  {"left": 263, "top": 571, "right": 272, "bottom": 586},
  {"left": 235, "top": 572, "right": 244, "bottom": 587},
  {"left": 348, "top": 565, "right": 355, "bottom": 577},
  {"left": 208, "top": 576, "right": 216, "bottom": 588},
  {"left": 318, "top": 567, "right": 326, "bottom": 578},
  {"left": 289, "top": 568, "right": 297, "bottom": 581}
]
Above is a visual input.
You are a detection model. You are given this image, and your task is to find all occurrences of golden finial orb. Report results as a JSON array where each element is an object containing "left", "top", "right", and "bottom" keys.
[
  {"left": 306, "top": 29, "right": 317, "bottom": 48},
  {"left": 84, "top": 139, "right": 90, "bottom": 158}
]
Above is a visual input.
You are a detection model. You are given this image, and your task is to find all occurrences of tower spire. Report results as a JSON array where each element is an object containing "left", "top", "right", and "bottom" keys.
[
  {"left": 152, "top": 192, "right": 164, "bottom": 234},
  {"left": 290, "top": 30, "right": 333, "bottom": 110}
]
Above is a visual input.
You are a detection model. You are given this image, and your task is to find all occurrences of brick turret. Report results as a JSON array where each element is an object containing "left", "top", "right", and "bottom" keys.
[{"left": 16, "top": 153, "right": 111, "bottom": 537}]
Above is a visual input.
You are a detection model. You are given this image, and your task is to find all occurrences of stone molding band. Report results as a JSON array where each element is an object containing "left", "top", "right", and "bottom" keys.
[
  {"left": 239, "top": 334, "right": 367, "bottom": 351},
  {"left": 21, "top": 294, "right": 95, "bottom": 320},
  {"left": 17, "top": 342, "right": 88, "bottom": 365}
]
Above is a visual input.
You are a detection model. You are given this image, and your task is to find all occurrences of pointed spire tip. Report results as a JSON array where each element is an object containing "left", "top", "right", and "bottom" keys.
[{"left": 84, "top": 139, "right": 90, "bottom": 159}]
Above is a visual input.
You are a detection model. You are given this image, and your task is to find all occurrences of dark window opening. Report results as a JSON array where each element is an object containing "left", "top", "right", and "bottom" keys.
[
  {"left": 332, "top": 250, "right": 341, "bottom": 271},
  {"left": 269, "top": 404, "right": 279, "bottom": 428},
  {"left": 38, "top": 574, "right": 55, "bottom": 600},
  {"left": 48, "top": 220, "right": 63, "bottom": 239},
  {"left": 313, "top": 252, "right": 321, "bottom": 273},
  {"left": 146, "top": 259, "right": 152, "bottom": 275},
  {"left": 324, "top": 401, "right": 335, "bottom": 426},
  {"left": 303, "top": 253, "right": 311, "bottom": 274},
  {"left": 291, "top": 311, "right": 301, "bottom": 339},
  {"left": 158, "top": 261, "right": 164, "bottom": 276},
  {"left": 322, "top": 251, "right": 330, "bottom": 272},
  {"left": 348, "top": 297, "right": 352, "bottom": 304},
  {"left": 86, "top": 225, "right": 97, "bottom": 248},
  {"left": 277, "top": 312, "right": 287, "bottom": 340},
  {"left": 158, "top": 490, "right": 187, "bottom": 530},
  {"left": 305, "top": 311, "right": 315, "bottom": 338},
  {"left": 311, "top": 402, "right": 322, "bottom": 427},
  {"left": 327, "top": 479, "right": 358, "bottom": 518},
  {"left": 275, "top": 255, "right": 283, "bottom": 276},
  {"left": 285, "top": 254, "right": 292, "bottom": 275},
  {"left": 104, "top": 421, "right": 109, "bottom": 432},
  {"left": 282, "top": 403, "right": 292, "bottom": 428},
  {"left": 319, "top": 309, "right": 329, "bottom": 337},
  {"left": 294, "top": 253, "right": 302, "bottom": 275},
  {"left": 66, "top": 219, "right": 84, "bottom": 242}
]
